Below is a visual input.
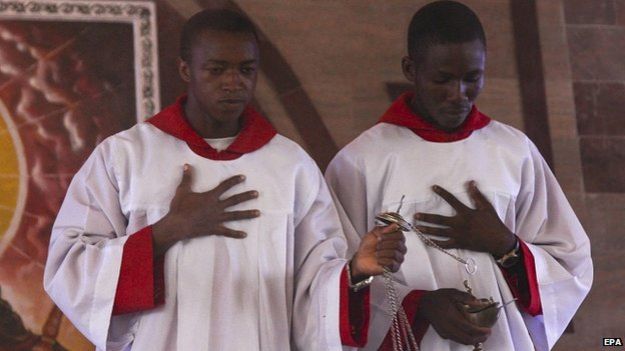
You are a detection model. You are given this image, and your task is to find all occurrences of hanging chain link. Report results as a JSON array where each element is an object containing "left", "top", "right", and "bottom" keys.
[
  {"left": 383, "top": 267, "right": 419, "bottom": 351},
  {"left": 376, "top": 195, "right": 484, "bottom": 350}
]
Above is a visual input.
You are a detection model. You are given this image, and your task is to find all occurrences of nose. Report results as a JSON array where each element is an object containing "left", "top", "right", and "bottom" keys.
[
  {"left": 447, "top": 80, "right": 469, "bottom": 103},
  {"left": 222, "top": 69, "right": 243, "bottom": 91}
]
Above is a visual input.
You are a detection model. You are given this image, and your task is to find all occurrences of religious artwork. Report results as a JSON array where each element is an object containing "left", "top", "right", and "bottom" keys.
[{"left": 0, "top": 1, "right": 159, "bottom": 349}]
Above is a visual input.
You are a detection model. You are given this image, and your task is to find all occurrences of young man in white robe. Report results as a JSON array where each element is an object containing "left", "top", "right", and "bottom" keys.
[
  {"left": 43, "top": 9, "right": 407, "bottom": 351},
  {"left": 325, "top": 1, "right": 593, "bottom": 350}
]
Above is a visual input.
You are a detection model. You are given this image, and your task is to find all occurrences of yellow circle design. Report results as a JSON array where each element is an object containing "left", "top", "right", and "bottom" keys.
[{"left": 0, "top": 100, "right": 25, "bottom": 255}]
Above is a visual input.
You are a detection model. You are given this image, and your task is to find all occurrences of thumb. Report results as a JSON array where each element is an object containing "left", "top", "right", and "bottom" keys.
[
  {"left": 451, "top": 290, "right": 480, "bottom": 304},
  {"left": 178, "top": 164, "right": 192, "bottom": 191},
  {"left": 375, "top": 223, "right": 400, "bottom": 237}
]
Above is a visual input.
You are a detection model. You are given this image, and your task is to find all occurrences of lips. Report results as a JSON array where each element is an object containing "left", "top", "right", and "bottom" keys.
[
  {"left": 444, "top": 105, "right": 471, "bottom": 115},
  {"left": 446, "top": 109, "right": 468, "bottom": 115},
  {"left": 219, "top": 99, "right": 245, "bottom": 104}
]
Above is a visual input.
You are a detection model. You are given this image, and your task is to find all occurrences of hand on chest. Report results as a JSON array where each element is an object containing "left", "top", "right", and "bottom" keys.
[{"left": 381, "top": 179, "right": 518, "bottom": 256}]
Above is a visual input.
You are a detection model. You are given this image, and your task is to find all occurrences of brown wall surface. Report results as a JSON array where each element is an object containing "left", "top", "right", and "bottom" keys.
[
  {"left": 0, "top": 0, "right": 622, "bottom": 350},
  {"left": 551, "top": 0, "right": 625, "bottom": 349}
]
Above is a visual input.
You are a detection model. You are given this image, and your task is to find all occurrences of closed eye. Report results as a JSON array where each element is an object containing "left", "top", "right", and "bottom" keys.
[
  {"left": 206, "top": 67, "right": 224, "bottom": 75},
  {"left": 240, "top": 66, "right": 256, "bottom": 75}
]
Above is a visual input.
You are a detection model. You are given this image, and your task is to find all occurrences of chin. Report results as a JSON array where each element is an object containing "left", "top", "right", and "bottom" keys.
[
  {"left": 439, "top": 115, "right": 467, "bottom": 130},
  {"left": 215, "top": 108, "right": 246, "bottom": 121}
]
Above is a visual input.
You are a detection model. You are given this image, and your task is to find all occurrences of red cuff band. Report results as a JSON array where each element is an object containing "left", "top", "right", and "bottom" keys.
[
  {"left": 518, "top": 240, "right": 542, "bottom": 315},
  {"left": 112, "top": 226, "right": 165, "bottom": 315},
  {"left": 339, "top": 265, "right": 371, "bottom": 347},
  {"left": 500, "top": 239, "right": 542, "bottom": 316}
]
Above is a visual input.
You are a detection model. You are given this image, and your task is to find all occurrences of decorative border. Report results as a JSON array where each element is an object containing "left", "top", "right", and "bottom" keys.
[{"left": 0, "top": 0, "right": 161, "bottom": 121}]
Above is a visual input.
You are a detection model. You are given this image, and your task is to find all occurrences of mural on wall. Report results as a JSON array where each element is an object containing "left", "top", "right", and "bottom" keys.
[{"left": 0, "top": 1, "right": 159, "bottom": 349}]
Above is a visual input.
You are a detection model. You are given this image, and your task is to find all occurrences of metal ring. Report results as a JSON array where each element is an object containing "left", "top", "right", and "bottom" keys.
[{"left": 465, "top": 257, "right": 478, "bottom": 275}]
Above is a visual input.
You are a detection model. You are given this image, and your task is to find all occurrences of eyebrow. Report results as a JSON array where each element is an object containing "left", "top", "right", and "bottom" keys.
[
  {"left": 205, "top": 59, "right": 258, "bottom": 65},
  {"left": 467, "top": 69, "right": 484, "bottom": 74},
  {"left": 435, "top": 69, "right": 484, "bottom": 76}
]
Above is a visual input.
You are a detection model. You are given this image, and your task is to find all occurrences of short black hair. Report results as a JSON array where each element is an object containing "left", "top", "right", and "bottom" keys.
[
  {"left": 407, "top": 1, "right": 486, "bottom": 61},
  {"left": 180, "top": 8, "right": 259, "bottom": 62}
]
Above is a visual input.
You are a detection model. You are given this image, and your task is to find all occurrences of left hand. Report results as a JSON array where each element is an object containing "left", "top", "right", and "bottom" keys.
[
  {"left": 350, "top": 224, "right": 406, "bottom": 279},
  {"left": 419, "top": 289, "right": 492, "bottom": 345},
  {"left": 413, "top": 181, "right": 516, "bottom": 257}
]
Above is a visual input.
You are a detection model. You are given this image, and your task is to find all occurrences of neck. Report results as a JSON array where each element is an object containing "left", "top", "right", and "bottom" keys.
[{"left": 183, "top": 97, "right": 242, "bottom": 138}]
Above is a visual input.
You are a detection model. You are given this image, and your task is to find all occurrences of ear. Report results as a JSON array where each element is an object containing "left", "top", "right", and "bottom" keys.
[
  {"left": 401, "top": 55, "right": 416, "bottom": 82},
  {"left": 178, "top": 58, "right": 191, "bottom": 83}
]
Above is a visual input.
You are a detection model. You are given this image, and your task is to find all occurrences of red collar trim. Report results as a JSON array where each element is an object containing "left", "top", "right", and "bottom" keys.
[
  {"left": 379, "top": 92, "right": 491, "bottom": 142},
  {"left": 147, "top": 95, "right": 277, "bottom": 160}
]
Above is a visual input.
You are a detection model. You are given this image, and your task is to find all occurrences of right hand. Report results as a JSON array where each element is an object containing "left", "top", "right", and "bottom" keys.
[
  {"left": 419, "top": 288, "right": 491, "bottom": 345},
  {"left": 152, "top": 164, "right": 260, "bottom": 255},
  {"left": 350, "top": 224, "right": 406, "bottom": 278}
]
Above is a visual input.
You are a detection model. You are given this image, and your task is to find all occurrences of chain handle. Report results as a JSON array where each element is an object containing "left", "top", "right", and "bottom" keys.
[
  {"left": 410, "top": 224, "right": 477, "bottom": 275},
  {"left": 376, "top": 194, "right": 483, "bottom": 350},
  {"left": 383, "top": 268, "right": 419, "bottom": 351}
]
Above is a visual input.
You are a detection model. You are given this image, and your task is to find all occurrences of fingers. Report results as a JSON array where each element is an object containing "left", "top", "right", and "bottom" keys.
[
  {"left": 370, "top": 224, "right": 402, "bottom": 243},
  {"left": 211, "top": 174, "right": 246, "bottom": 195},
  {"left": 432, "top": 185, "right": 469, "bottom": 212},
  {"left": 213, "top": 225, "right": 247, "bottom": 239},
  {"left": 377, "top": 239, "right": 407, "bottom": 253},
  {"left": 424, "top": 289, "right": 491, "bottom": 345},
  {"left": 452, "top": 303, "right": 492, "bottom": 344},
  {"left": 377, "top": 253, "right": 404, "bottom": 272},
  {"left": 220, "top": 190, "right": 259, "bottom": 208},
  {"left": 221, "top": 209, "right": 261, "bottom": 221},
  {"left": 447, "top": 289, "right": 480, "bottom": 304},
  {"left": 414, "top": 225, "right": 459, "bottom": 249},
  {"left": 376, "top": 226, "right": 405, "bottom": 250},
  {"left": 441, "top": 292, "right": 493, "bottom": 343},
  {"left": 466, "top": 180, "right": 492, "bottom": 210},
  {"left": 414, "top": 212, "right": 454, "bottom": 226},
  {"left": 373, "top": 223, "right": 400, "bottom": 238},
  {"left": 414, "top": 224, "right": 453, "bottom": 238},
  {"left": 376, "top": 227, "right": 406, "bottom": 272},
  {"left": 461, "top": 299, "right": 496, "bottom": 311},
  {"left": 376, "top": 245, "right": 407, "bottom": 260},
  {"left": 178, "top": 164, "right": 192, "bottom": 191},
  {"left": 431, "top": 288, "right": 478, "bottom": 306}
]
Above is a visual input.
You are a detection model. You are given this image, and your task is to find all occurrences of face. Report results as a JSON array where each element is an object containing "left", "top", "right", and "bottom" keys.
[
  {"left": 179, "top": 29, "right": 258, "bottom": 124},
  {"left": 402, "top": 39, "right": 485, "bottom": 131}
]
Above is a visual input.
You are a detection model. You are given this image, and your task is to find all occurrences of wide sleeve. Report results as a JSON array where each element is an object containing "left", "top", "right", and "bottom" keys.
[
  {"left": 291, "top": 161, "right": 353, "bottom": 351},
  {"left": 514, "top": 140, "right": 593, "bottom": 350},
  {"left": 498, "top": 238, "right": 542, "bottom": 316},
  {"left": 326, "top": 152, "right": 429, "bottom": 349},
  {"left": 325, "top": 152, "right": 370, "bottom": 252},
  {"left": 43, "top": 139, "right": 136, "bottom": 350}
]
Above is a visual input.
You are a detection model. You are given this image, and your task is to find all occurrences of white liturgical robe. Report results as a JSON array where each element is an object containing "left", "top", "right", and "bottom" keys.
[
  {"left": 44, "top": 98, "right": 351, "bottom": 351},
  {"left": 326, "top": 93, "right": 593, "bottom": 351}
]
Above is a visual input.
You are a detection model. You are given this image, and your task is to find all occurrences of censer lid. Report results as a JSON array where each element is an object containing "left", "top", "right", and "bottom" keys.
[{"left": 375, "top": 212, "right": 412, "bottom": 232}]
